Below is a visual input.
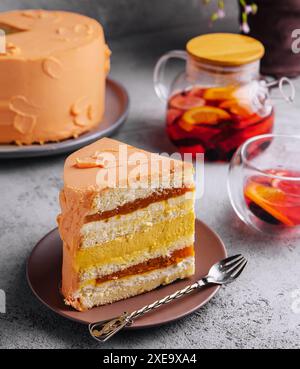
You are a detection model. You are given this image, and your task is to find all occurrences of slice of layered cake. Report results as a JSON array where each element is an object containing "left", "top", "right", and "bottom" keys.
[{"left": 58, "top": 138, "right": 195, "bottom": 311}]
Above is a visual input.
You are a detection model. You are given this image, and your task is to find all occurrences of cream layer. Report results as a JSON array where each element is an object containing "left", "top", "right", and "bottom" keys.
[
  {"left": 75, "top": 212, "right": 195, "bottom": 272},
  {"left": 80, "top": 192, "right": 194, "bottom": 248},
  {"left": 70, "top": 256, "right": 195, "bottom": 309},
  {"left": 79, "top": 234, "right": 194, "bottom": 282}
]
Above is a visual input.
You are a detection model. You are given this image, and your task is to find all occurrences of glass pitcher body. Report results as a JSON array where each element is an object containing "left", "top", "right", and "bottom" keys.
[{"left": 154, "top": 34, "right": 294, "bottom": 161}]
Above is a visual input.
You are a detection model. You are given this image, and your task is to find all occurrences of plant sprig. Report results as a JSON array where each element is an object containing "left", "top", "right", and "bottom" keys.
[{"left": 203, "top": 0, "right": 257, "bottom": 33}]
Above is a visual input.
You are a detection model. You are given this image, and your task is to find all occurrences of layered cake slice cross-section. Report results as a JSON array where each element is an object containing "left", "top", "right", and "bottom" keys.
[{"left": 57, "top": 138, "right": 196, "bottom": 311}]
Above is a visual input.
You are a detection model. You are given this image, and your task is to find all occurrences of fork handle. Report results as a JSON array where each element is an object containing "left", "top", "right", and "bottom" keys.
[
  {"left": 128, "top": 279, "right": 207, "bottom": 320},
  {"left": 90, "top": 278, "right": 208, "bottom": 342}
]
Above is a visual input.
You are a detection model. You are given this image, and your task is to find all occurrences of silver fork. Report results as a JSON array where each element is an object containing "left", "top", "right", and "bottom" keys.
[{"left": 89, "top": 254, "right": 247, "bottom": 342}]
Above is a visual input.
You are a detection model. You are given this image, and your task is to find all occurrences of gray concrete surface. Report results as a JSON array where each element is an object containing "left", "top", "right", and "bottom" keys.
[{"left": 1, "top": 26, "right": 300, "bottom": 349}]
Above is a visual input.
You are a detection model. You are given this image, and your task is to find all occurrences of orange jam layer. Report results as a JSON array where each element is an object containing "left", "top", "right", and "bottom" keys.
[
  {"left": 94, "top": 245, "right": 194, "bottom": 285},
  {"left": 85, "top": 187, "right": 194, "bottom": 223}
]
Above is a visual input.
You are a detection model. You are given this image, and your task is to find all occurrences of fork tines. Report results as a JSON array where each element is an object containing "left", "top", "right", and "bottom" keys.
[{"left": 223, "top": 254, "right": 247, "bottom": 279}]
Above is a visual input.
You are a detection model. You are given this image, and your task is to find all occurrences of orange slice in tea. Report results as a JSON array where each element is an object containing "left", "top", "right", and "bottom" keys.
[
  {"left": 203, "top": 85, "right": 236, "bottom": 101},
  {"left": 169, "top": 94, "right": 205, "bottom": 110},
  {"left": 219, "top": 99, "right": 252, "bottom": 118},
  {"left": 245, "top": 182, "right": 294, "bottom": 226},
  {"left": 181, "top": 106, "right": 230, "bottom": 131}
]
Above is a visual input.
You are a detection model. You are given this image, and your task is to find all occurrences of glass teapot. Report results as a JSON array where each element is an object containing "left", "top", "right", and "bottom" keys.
[{"left": 154, "top": 33, "right": 295, "bottom": 161}]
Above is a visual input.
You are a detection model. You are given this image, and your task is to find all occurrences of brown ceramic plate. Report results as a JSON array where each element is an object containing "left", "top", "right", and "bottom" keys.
[
  {"left": 0, "top": 78, "right": 129, "bottom": 159},
  {"left": 26, "top": 219, "right": 227, "bottom": 329}
]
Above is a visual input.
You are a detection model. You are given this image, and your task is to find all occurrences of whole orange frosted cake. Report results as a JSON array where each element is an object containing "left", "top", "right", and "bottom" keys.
[
  {"left": 57, "top": 138, "right": 196, "bottom": 311},
  {"left": 0, "top": 9, "right": 110, "bottom": 144}
]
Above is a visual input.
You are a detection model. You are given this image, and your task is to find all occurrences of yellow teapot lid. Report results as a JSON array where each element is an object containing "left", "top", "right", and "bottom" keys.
[{"left": 186, "top": 33, "right": 264, "bottom": 66}]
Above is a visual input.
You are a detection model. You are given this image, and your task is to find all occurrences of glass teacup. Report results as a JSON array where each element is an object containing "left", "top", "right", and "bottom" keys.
[{"left": 228, "top": 134, "right": 300, "bottom": 235}]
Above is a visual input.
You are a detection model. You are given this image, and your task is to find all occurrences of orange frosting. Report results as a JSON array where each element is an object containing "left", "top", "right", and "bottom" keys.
[
  {"left": 0, "top": 10, "right": 110, "bottom": 144},
  {"left": 63, "top": 137, "right": 194, "bottom": 191},
  {"left": 57, "top": 138, "right": 194, "bottom": 301}
]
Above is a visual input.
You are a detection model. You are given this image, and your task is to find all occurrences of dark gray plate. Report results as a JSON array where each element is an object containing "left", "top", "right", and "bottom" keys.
[{"left": 0, "top": 78, "right": 129, "bottom": 158}]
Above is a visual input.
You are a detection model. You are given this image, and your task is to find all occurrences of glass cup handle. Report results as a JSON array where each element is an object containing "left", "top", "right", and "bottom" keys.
[
  {"left": 265, "top": 77, "right": 296, "bottom": 103},
  {"left": 153, "top": 50, "right": 188, "bottom": 102}
]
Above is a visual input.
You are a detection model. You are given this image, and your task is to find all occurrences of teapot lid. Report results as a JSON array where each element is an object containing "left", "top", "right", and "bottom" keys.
[{"left": 186, "top": 33, "right": 264, "bottom": 66}]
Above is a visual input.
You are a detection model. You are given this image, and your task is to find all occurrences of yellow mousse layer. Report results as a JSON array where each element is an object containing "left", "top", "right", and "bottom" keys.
[
  {"left": 75, "top": 212, "right": 195, "bottom": 272},
  {"left": 80, "top": 197, "right": 194, "bottom": 248}
]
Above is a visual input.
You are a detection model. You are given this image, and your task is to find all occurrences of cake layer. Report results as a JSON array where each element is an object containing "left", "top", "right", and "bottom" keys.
[
  {"left": 81, "top": 246, "right": 194, "bottom": 288},
  {"left": 80, "top": 235, "right": 194, "bottom": 281},
  {"left": 75, "top": 212, "right": 195, "bottom": 272},
  {"left": 69, "top": 256, "right": 195, "bottom": 310},
  {"left": 87, "top": 186, "right": 194, "bottom": 221},
  {"left": 81, "top": 193, "right": 194, "bottom": 248}
]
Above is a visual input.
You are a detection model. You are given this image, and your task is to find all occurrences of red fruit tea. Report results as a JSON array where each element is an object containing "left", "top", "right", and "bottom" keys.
[
  {"left": 244, "top": 169, "right": 300, "bottom": 227},
  {"left": 166, "top": 85, "right": 274, "bottom": 161}
]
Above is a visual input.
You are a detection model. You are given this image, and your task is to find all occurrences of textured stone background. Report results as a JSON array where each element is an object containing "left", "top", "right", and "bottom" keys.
[
  {"left": 0, "top": 0, "right": 238, "bottom": 38},
  {"left": 1, "top": 0, "right": 300, "bottom": 349}
]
